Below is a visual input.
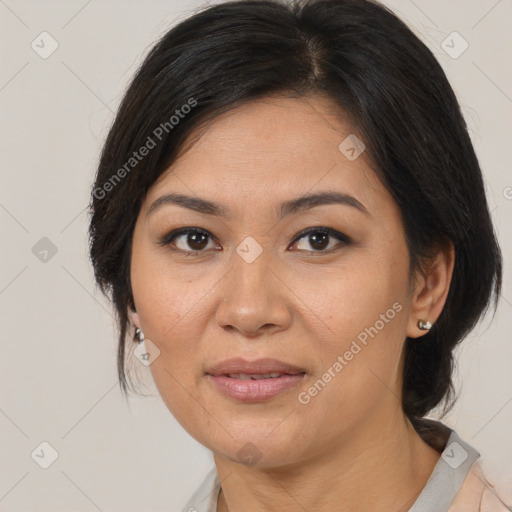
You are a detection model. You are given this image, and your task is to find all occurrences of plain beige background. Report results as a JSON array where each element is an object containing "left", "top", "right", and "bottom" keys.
[{"left": 1, "top": 0, "right": 511, "bottom": 510}]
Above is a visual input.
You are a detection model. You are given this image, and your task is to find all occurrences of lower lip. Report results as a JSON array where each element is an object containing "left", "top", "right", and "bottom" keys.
[{"left": 207, "top": 373, "right": 306, "bottom": 402}]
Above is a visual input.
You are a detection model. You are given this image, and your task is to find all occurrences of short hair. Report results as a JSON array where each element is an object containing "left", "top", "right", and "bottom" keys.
[{"left": 88, "top": 0, "right": 502, "bottom": 441}]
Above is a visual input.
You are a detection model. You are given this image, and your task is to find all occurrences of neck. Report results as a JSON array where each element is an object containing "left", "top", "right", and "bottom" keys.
[{"left": 215, "top": 413, "right": 442, "bottom": 512}]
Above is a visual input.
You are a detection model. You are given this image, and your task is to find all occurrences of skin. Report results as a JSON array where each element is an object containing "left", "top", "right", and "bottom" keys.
[{"left": 129, "top": 94, "right": 455, "bottom": 511}]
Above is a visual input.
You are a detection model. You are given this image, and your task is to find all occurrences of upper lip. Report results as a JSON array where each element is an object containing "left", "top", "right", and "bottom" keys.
[{"left": 206, "top": 357, "right": 306, "bottom": 376}]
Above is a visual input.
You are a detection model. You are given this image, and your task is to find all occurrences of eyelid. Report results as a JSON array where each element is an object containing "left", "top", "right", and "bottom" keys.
[
  {"left": 159, "top": 226, "right": 210, "bottom": 246},
  {"left": 290, "top": 226, "right": 352, "bottom": 247}
]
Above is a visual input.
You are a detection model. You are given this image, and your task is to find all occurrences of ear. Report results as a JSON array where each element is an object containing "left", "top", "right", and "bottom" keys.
[
  {"left": 406, "top": 239, "right": 455, "bottom": 338},
  {"left": 128, "top": 307, "right": 141, "bottom": 329}
]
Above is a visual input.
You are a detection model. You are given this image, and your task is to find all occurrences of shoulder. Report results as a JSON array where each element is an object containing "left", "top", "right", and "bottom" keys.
[
  {"left": 411, "top": 419, "right": 510, "bottom": 512},
  {"left": 448, "top": 458, "right": 510, "bottom": 512}
]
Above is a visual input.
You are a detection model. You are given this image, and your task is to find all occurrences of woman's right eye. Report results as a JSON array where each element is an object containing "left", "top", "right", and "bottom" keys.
[{"left": 160, "top": 227, "right": 220, "bottom": 255}]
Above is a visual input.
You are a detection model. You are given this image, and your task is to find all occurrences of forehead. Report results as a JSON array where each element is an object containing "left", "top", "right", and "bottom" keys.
[{"left": 144, "top": 94, "right": 390, "bottom": 218}]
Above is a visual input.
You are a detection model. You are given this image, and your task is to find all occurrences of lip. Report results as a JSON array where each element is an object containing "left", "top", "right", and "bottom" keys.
[
  {"left": 205, "top": 357, "right": 306, "bottom": 376},
  {"left": 205, "top": 358, "right": 307, "bottom": 403}
]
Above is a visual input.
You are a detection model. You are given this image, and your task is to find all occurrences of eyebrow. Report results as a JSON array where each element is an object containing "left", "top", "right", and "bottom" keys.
[{"left": 147, "top": 191, "right": 370, "bottom": 219}]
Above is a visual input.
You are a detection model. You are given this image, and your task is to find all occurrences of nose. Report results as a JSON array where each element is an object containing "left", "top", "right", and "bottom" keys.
[{"left": 215, "top": 243, "right": 292, "bottom": 338}]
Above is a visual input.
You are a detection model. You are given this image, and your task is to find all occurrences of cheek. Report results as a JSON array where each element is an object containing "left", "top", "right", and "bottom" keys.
[
  {"left": 297, "top": 306, "right": 407, "bottom": 445},
  {"left": 130, "top": 241, "right": 203, "bottom": 397},
  {"left": 131, "top": 237, "right": 206, "bottom": 347},
  {"left": 297, "top": 252, "right": 409, "bottom": 415},
  {"left": 301, "top": 251, "right": 408, "bottom": 343}
]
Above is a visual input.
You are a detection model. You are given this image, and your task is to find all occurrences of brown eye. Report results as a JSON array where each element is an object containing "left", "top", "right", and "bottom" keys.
[
  {"left": 161, "top": 228, "right": 218, "bottom": 254},
  {"left": 290, "top": 227, "right": 351, "bottom": 253}
]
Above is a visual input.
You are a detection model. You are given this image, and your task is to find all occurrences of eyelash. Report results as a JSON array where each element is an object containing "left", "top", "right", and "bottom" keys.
[{"left": 159, "top": 226, "right": 352, "bottom": 256}]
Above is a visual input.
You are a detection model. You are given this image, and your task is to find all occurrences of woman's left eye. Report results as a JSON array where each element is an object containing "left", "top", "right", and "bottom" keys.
[{"left": 289, "top": 227, "right": 352, "bottom": 253}]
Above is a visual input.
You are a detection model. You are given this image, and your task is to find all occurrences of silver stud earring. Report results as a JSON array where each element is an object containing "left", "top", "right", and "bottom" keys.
[
  {"left": 134, "top": 327, "right": 145, "bottom": 343},
  {"left": 418, "top": 320, "right": 432, "bottom": 331}
]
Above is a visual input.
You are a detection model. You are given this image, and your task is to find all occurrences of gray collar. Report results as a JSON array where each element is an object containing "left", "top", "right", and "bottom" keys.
[{"left": 409, "top": 428, "right": 480, "bottom": 511}]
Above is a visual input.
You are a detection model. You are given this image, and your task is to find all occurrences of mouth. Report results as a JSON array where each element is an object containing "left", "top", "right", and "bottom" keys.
[
  {"left": 205, "top": 357, "right": 306, "bottom": 377},
  {"left": 205, "top": 358, "right": 307, "bottom": 402},
  {"left": 224, "top": 372, "right": 298, "bottom": 380}
]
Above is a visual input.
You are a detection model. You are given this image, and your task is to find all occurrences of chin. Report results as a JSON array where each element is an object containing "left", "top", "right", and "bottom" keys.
[{"left": 207, "top": 428, "right": 309, "bottom": 470}]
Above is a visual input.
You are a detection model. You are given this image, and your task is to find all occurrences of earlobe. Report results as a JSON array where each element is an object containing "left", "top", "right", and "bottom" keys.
[
  {"left": 406, "top": 239, "right": 455, "bottom": 339},
  {"left": 128, "top": 308, "right": 141, "bottom": 329}
]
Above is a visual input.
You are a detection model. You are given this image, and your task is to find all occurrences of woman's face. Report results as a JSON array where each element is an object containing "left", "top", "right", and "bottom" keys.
[{"left": 130, "top": 94, "right": 420, "bottom": 467}]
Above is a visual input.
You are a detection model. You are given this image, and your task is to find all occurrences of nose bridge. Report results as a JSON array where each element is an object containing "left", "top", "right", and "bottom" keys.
[
  {"left": 230, "top": 235, "right": 273, "bottom": 300},
  {"left": 216, "top": 234, "right": 290, "bottom": 334}
]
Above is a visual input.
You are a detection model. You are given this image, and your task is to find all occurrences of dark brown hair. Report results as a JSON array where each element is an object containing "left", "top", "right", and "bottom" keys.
[{"left": 88, "top": 0, "right": 502, "bottom": 442}]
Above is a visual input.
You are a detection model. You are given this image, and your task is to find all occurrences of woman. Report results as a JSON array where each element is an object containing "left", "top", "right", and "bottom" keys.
[{"left": 88, "top": 0, "right": 508, "bottom": 510}]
